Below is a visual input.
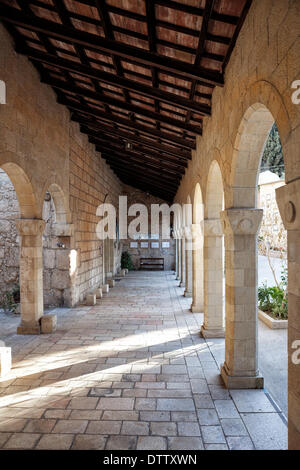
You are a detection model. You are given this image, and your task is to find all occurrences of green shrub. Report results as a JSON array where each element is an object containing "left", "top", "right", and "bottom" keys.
[
  {"left": 258, "top": 282, "right": 288, "bottom": 320},
  {"left": 121, "top": 251, "right": 134, "bottom": 270}
]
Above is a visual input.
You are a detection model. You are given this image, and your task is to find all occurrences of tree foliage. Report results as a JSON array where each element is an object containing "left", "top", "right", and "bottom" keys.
[{"left": 260, "top": 123, "right": 284, "bottom": 177}]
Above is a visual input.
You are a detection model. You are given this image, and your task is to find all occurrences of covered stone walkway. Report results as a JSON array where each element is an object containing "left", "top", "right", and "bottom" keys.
[{"left": 0, "top": 271, "right": 287, "bottom": 450}]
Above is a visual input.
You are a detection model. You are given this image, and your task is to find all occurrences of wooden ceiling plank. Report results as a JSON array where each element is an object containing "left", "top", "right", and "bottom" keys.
[
  {"left": 0, "top": 4, "right": 224, "bottom": 86},
  {"left": 17, "top": 45, "right": 211, "bottom": 115}
]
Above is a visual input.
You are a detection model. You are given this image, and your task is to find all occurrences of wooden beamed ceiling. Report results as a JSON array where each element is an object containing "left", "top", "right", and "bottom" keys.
[{"left": 0, "top": 0, "right": 252, "bottom": 202}]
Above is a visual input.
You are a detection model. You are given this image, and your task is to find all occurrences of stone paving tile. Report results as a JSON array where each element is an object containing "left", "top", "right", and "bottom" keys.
[
  {"left": 201, "top": 425, "right": 226, "bottom": 444},
  {"left": 214, "top": 399, "right": 240, "bottom": 419},
  {"left": 0, "top": 271, "right": 286, "bottom": 450},
  {"left": 197, "top": 408, "right": 220, "bottom": 425},
  {"left": 3, "top": 433, "right": 41, "bottom": 449},
  {"left": 220, "top": 418, "right": 248, "bottom": 437},
  {"left": 121, "top": 421, "right": 149, "bottom": 436},
  {"left": 137, "top": 436, "right": 167, "bottom": 450},
  {"left": 150, "top": 422, "right": 177, "bottom": 436},
  {"left": 52, "top": 419, "right": 88, "bottom": 434},
  {"left": 86, "top": 420, "right": 121, "bottom": 434},
  {"left": 102, "top": 411, "right": 139, "bottom": 421},
  {"left": 227, "top": 436, "right": 255, "bottom": 450},
  {"left": 241, "top": 413, "right": 288, "bottom": 450},
  {"left": 230, "top": 390, "right": 276, "bottom": 413},
  {"left": 157, "top": 398, "right": 195, "bottom": 411},
  {"left": 71, "top": 434, "right": 107, "bottom": 450},
  {"left": 106, "top": 436, "right": 137, "bottom": 450},
  {"left": 178, "top": 422, "right": 201, "bottom": 436},
  {"left": 23, "top": 419, "right": 56, "bottom": 433},
  {"left": 35, "top": 433, "right": 74, "bottom": 450},
  {"left": 168, "top": 437, "right": 204, "bottom": 450}
]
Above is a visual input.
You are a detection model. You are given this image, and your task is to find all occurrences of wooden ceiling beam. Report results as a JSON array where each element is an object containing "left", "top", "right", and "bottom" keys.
[
  {"left": 86, "top": 136, "right": 186, "bottom": 174},
  {"left": 83, "top": 130, "right": 188, "bottom": 170},
  {"left": 0, "top": 4, "right": 224, "bottom": 86},
  {"left": 75, "top": 120, "right": 191, "bottom": 159},
  {"left": 71, "top": 113, "right": 195, "bottom": 150},
  {"left": 102, "top": 154, "right": 181, "bottom": 186},
  {"left": 104, "top": 162, "right": 178, "bottom": 194},
  {"left": 18, "top": 45, "right": 211, "bottom": 115},
  {"left": 41, "top": 75, "right": 203, "bottom": 134}
]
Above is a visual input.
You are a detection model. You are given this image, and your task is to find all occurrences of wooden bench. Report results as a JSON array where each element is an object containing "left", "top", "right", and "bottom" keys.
[{"left": 140, "top": 257, "right": 164, "bottom": 271}]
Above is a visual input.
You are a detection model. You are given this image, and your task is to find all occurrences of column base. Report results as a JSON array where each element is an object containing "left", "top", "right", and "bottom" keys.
[
  {"left": 200, "top": 325, "right": 225, "bottom": 338},
  {"left": 179, "top": 282, "right": 185, "bottom": 288},
  {"left": 220, "top": 364, "right": 264, "bottom": 389},
  {"left": 17, "top": 321, "right": 41, "bottom": 335},
  {"left": 184, "top": 290, "right": 192, "bottom": 298},
  {"left": 190, "top": 304, "right": 203, "bottom": 313},
  {"left": 176, "top": 276, "right": 180, "bottom": 280}
]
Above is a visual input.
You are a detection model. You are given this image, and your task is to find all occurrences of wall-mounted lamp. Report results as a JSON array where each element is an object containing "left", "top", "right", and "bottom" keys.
[{"left": 57, "top": 242, "right": 65, "bottom": 249}]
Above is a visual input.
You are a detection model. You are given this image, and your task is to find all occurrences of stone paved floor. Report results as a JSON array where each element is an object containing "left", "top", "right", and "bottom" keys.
[{"left": 0, "top": 271, "right": 287, "bottom": 450}]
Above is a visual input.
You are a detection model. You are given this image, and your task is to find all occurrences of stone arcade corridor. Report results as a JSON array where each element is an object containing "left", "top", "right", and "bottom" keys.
[{"left": 0, "top": 271, "right": 287, "bottom": 450}]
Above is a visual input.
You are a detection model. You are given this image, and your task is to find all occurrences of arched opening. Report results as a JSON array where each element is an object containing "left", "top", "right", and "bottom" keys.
[
  {"left": 183, "top": 195, "right": 193, "bottom": 298},
  {"left": 191, "top": 182, "right": 204, "bottom": 313},
  {"left": 42, "top": 184, "right": 73, "bottom": 308},
  {"left": 202, "top": 160, "right": 225, "bottom": 338},
  {"left": 228, "top": 103, "right": 287, "bottom": 414},
  {"left": 0, "top": 162, "right": 40, "bottom": 333}
]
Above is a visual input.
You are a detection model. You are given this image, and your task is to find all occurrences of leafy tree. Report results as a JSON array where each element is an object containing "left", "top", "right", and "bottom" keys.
[{"left": 260, "top": 123, "right": 284, "bottom": 177}]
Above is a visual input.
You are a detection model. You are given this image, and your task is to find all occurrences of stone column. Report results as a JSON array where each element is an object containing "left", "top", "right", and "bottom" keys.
[
  {"left": 201, "top": 218, "right": 225, "bottom": 338},
  {"left": 220, "top": 208, "right": 263, "bottom": 388},
  {"left": 184, "top": 225, "right": 193, "bottom": 297},
  {"left": 180, "top": 232, "right": 186, "bottom": 288},
  {"left": 176, "top": 232, "right": 181, "bottom": 281},
  {"left": 16, "top": 219, "right": 46, "bottom": 335},
  {"left": 191, "top": 223, "right": 204, "bottom": 313},
  {"left": 276, "top": 179, "right": 300, "bottom": 449}
]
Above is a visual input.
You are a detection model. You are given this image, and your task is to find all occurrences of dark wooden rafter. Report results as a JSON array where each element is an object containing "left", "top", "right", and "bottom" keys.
[
  {"left": 0, "top": 0, "right": 252, "bottom": 202},
  {"left": 79, "top": 123, "right": 191, "bottom": 160},
  {"left": 71, "top": 113, "right": 195, "bottom": 150},
  {"left": 0, "top": 4, "right": 224, "bottom": 85}
]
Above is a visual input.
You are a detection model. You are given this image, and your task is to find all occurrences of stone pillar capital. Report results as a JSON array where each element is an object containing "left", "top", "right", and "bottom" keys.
[
  {"left": 276, "top": 179, "right": 300, "bottom": 231},
  {"left": 204, "top": 218, "right": 223, "bottom": 237},
  {"left": 16, "top": 219, "right": 45, "bottom": 236},
  {"left": 220, "top": 208, "right": 263, "bottom": 235}
]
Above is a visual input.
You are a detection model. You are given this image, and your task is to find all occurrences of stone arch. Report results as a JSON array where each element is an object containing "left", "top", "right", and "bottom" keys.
[
  {"left": 230, "top": 81, "right": 291, "bottom": 208},
  {"left": 0, "top": 161, "right": 38, "bottom": 219},
  {"left": 43, "top": 182, "right": 71, "bottom": 225},
  {"left": 193, "top": 182, "right": 203, "bottom": 225},
  {"left": 206, "top": 159, "right": 224, "bottom": 218}
]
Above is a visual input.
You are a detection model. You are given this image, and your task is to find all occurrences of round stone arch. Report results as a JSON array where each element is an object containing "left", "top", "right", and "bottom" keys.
[
  {"left": 0, "top": 160, "right": 38, "bottom": 219},
  {"left": 192, "top": 182, "right": 204, "bottom": 225},
  {"left": 205, "top": 159, "right": 224, "bottom": 219},
  {"left": 42, "top": 182, "right": 71, "bottom": 225},
  {"left": 230, "top": 80, "right": 291, "bottom": 208}
]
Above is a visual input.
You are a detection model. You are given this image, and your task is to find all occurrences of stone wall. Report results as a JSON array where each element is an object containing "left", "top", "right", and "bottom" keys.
[
  {"left": 258, "top": 179, "right": 287, "bottom": 254},
  {"left": 0, "top": 169, "right": 19, "bottom": 294},
  {"left": 69, "top": 122, "right": 122, "bottom": 304},
  {"left": 121, "top": 185, "right": 175, "bottom": 271},
  {"left": 0, "top": 23, "right": 123, "bottom": 306}
]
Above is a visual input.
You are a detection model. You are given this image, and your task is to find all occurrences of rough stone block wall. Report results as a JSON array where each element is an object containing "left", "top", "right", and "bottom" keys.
[
  {"left": 0, "top": 24, "right": 123, "bottom": 307},
  {"left": 69, "top": 122, "right": 123, "bottom": 304},
  {"left": 121, "top": 185, "right": 175, "bottom": 271},
  {"left": 0, "top": 169, "right": 19, "bottom": 294}
]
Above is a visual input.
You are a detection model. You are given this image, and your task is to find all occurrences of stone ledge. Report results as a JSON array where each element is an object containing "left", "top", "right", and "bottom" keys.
[{"left": 258, "top": 309, "right": 288, "bottom": 329}]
